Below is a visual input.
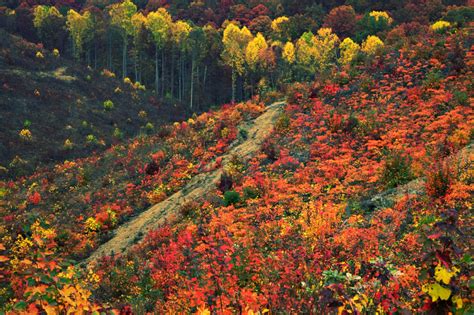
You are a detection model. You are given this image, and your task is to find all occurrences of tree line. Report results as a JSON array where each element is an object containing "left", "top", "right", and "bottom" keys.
[{"left": 26, "top": 1, "right": 463, "bottom": 108}]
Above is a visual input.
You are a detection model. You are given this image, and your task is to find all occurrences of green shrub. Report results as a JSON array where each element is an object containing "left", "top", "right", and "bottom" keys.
[
  {"left": 103, "top": 100, "right": 114, "bottom": 111},
  {"left": 423, "top": 70, "right": 443, "bottom": 88},
  {"left": 113, "top": 128, "right": 123, "bottom": 139},
  {"left": 239, "top": 128, "right": 248, "bottom": 140},
  {"left": 86, "top": 134, "right": 98, "bottom": 144},
  {"left": 453, "top": 90, "right": 468, "bottom": 106},
  {"left": 444, "top": 6, "right": 474, "bottom": 27},
  {"left": 223, "top": 191, "right": 240, "bottom": 206},
  {"left": 381, "top": 152, "right": 414, "bottom": 189},
  {"left": 275, "top": 112, "right": 290, "bottom": 131},
  {"left": 243, "top": 187, "right": 260, "bottom": 199},
  {"left": 144, "top": 122, "right": 154, "bottom": 134}
]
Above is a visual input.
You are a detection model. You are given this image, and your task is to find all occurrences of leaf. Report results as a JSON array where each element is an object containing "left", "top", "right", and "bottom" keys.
[
  {"left": 13, "top": 301, "right": 27, "bottom": 311},
  {"left": 434, "top": 264, "right": 459, "bottom": 285},
  {"left": 423, "top": 283, "right": 451, "bottom": 301},
  {"left": 0, "top": 255, "right": 9, "bottom": 262},
  {"left": 452, "top": 296, "right": 463, "bottom": 309}
]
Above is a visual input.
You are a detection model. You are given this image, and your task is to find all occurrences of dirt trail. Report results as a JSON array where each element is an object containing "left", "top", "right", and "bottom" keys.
[{"left": 85, "top": 101, "right": 285, "bottom": 265}]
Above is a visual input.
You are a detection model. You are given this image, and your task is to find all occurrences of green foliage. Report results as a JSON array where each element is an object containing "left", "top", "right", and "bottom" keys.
[
  {"left": 223, "top": 190, "right": 240, "bottom": 206},
  {"left": 444, "top": 6, "right": 474, "bottom": 27},
  {"left": 452, "top": 90, "right": 468, "bottom": 106},
  {"left": 381, "top": 152, "right": 414, "bottom": 189},
  {"left": 423, "top": 70, "right": 443, "bottom": 88},
  {"left": 146, "top": 8, "right": 172, "bottom": 49},
  {"left": 243, "top": 186, "right": 260, "bottom": 200},
  {"left": 356, "top": 11, "right": 392, "bottom": 42},
  {"left": 108, "top": 0, "right": 137, "bottom": 38},
  {"left": 86, "top": 134, "right": 98, "bottom": 144},
  {"left": 113, "top": 128, "right": 123, "bottom": 139},
  {"left": 275, "top": 112, "right": 290, "bottom": 131},
  {"left": 103, "top": 100, "right": 114, "bottom": 111}
]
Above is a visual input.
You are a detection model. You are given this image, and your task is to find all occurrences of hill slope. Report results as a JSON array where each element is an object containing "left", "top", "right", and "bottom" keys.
[
  {"left": 85, "top": 101, "right": 284, "bottom": 264},
  {"left": 0, "top": 29, "right": 186, "bottom": 178},
  {"left": 0, "top": 18, "right": 473, "bottom": 315}
]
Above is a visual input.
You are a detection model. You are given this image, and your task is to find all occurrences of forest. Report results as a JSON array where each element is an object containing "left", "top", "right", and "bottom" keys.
[{"left": 0, "top": 0, "right": 473, "bottom": 314}]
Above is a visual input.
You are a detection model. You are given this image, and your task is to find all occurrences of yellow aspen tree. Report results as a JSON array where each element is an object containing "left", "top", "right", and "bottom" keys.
[
  {"left": 146, "top": 8, "right": 172, "bottom": 95},
  {"left": 221, "top": 23, "right": 253, "bottom": 102},
  {"left": 33, "top": 5, "right": 64, "bottom": 47},
  {"left": 338, "top": 37, "right": 360, "bottom": 65},
  {"left": 282, "top": 41, "right": 296, "bottom": 64},
  {"left": 108, "top": 0, "right": 137, "bottom": 78},
  {"left": 245, "top": 32, "right": 268, "bottom": 70},
  {"left": 271, "top": 16, "right": 290, "bottom": 40},
  {"left": 66, "top": 9, "right": 93, "bottom": 60},
  {"left": 313, "top": 27, "right": 340, "bottom": 73},
  {"left": 361, "top": 35, "right": 384, "bottom": 55},
  {"left": 172, "top": 20, "right": 192, "bottom": 101},
  {"left": 131, "top": 12, "right": 146, "bottom": 82}
]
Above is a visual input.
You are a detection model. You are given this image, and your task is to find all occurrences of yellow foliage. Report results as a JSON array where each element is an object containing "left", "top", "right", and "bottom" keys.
[
  {"left": 19, "top": 129, "right": 32, "bottom": 141},
  {"left": 31, "top": 221, "right": 56, "bottom": 240},
  {"left": 85, "top": 217, "right": 101, "bottom": 232},
  {"left": 452, "top": 295, "right": 463, "bottom": 309},
  {"left": 35, "top": 51, "right": 44, "bottom": 59},
  {"left": 271, "top": 16, "right": 289, "bottom": 33},
  {"left": 146, "top": 8, "right": 172, "bottom": 48},
  {"left": 66, "top": 9, "right": 93, "bottom": 57},
  {"left": 434, "top": 264, "right": 459, "bottom": 284},
  {"left": 222, "top": 23, "right": 253, "bottom": 75},
  {"left": 52, "top": 48, "right": 60, "bottom": 57},
  {"left": 64, "top": 139, "right": 74, "bottom": 149},
  {"left": 245, "top": 32, "right": 268, "bottom": 69},
  {"left": 361, "top": 35, "right": 384, "bottom": 55},
  {"left": 12, "top": 235, "right": 34, "bottom": 257},
  {"left": 339, "top": 37, "right": 360, "bottom": 65},
  {"left": 131, "top": 12, "right": 146, "bottom": 37},
  {"left": 296, "top": 28, "right": 339, "bottom": 73},
  {"left": 422, "top": 283, "right": 451, "bottom": 301},
  {"left": 108, "top": 0, "right": 137, "bottom": 38},
  {"left": 431, "top": 21, "right": 451, "bottom": 32},
  {"left": 33, "top": 5, "right": 62, "bottom": 29},
  {"left": 369, "top": 11, "right": 393, "bottom": 24},
  {"left": 282, "top": 42, "right": 295, "bottom": 64},
  {"left": 172, "top": 20, "right": 192, "bottom": 48}
]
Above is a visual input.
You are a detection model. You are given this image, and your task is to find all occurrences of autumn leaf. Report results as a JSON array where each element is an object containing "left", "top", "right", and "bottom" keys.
[
  {"left": 434, "top": 264, "right": 459, "bottom": 285},
  {"left": 422, "top": 283, "right": 451, "bottom": 301}
]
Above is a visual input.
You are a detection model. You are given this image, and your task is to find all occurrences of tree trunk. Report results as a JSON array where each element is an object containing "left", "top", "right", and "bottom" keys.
[
  {"left": 161, "top": 49, "right": 165, "bottom": 97},
  {"left": 94, "top": 37, "right": 97, "bottom": 69},
  {"left": 134, "top": 49, "right": 138, "bottom": 82},
  {"left": 178, "top": 51, "right": 182, "bottom": 101},
  {"left": 155, "top": 45, "right": 159, "bottom": 95},
  {"left": 231, "top": 69, "right": 236, "bottom": 103},
  {"left": 107, "top": 32, "right": 112, "bottom": 70},
  {"left": 190, "top": 57, "right": 194, "bottom": 110},
  {"left": 171, "top": 51, "right": 175, "bottom": 98},
  {"left": 122, "top": 37, "right": 127, "bottom": 79}
]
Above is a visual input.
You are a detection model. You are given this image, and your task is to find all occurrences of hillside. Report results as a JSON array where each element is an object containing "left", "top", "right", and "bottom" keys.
[
  {"left": 0, "top": 1, "right": 473, "bottom": 314},
  {"left": 0, "top": 29, "right": 186, "bottom": 178}
]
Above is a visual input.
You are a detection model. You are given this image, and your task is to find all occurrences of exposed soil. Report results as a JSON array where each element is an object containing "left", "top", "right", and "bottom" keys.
[{"left": 85, "top": 101, "right": 286, "bottom": 265}]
